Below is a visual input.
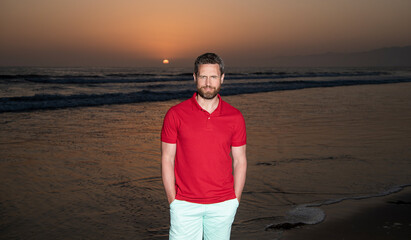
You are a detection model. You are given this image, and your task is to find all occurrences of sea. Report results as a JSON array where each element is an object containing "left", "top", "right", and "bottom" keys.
[
  {"left": 1, "top": 66, "right": 411, "bottom": 239},
  {"left": 1, "top": 66, "right": 411, "bottom": 113}
]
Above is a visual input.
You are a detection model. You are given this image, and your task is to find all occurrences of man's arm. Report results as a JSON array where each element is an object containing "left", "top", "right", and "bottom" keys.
[
  {"left": 161, "top": 142, "right": 177, "bottom": 204},
  {"left": 232, "top": 145, "right": 247, "bottom": 203}
]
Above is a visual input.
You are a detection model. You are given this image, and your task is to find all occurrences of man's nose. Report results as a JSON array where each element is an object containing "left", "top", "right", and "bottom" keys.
[{"left": 205, "top": 77, "right": 211, "bottom": 85}]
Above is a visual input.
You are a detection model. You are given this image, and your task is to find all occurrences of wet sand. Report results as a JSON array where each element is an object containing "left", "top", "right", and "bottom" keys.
[
  {"left": 1, "top": 82, "right": 411, "bottom": 239},
  {"left": 282, "top": 187, "right": 411, "bottom": 240}
]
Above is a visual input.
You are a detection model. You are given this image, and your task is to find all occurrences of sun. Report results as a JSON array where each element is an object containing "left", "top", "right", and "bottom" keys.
[{"left": 162, "top": 59, "right": 170, "bottom": 64}]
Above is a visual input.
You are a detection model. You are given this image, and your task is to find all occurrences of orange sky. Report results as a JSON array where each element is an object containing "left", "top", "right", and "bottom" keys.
[{"left": 1, "top": 0, "right": 410, "bottom": 66}]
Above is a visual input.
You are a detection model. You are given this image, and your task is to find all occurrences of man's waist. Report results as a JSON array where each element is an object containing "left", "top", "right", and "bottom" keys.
[{"left": 175, "top": 191, "right": 236, "bottom": 204}]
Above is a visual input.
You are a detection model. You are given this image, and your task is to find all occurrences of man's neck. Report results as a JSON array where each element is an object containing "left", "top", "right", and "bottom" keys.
[{"left": 196, "top": 94, "right": 219, "bottom": 114}]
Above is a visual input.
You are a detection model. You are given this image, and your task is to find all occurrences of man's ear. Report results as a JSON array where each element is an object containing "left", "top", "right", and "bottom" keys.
[
  {"left": 193, "top": 73, "right": 197, "bottom": 83},
  {"left": 220, "top": 73, "right": 225, "bottom": 84}
]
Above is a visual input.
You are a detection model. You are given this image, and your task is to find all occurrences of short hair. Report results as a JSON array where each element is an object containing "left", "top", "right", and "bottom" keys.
[{"left": 194, "top": 53, "right": 224, "bottom": 76}]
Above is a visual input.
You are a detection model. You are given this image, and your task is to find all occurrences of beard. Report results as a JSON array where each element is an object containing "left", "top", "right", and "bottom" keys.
[{"left": 197, "top": 85, "right": 221, "bottom": 100}]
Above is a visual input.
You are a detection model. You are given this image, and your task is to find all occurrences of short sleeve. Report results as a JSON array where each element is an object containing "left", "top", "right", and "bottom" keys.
[
  {"left": 161, "top": 108, "right": 178, "bottom": 143},
  {"left": 231, "top": 113, "right": 246, "bottom": 147}
]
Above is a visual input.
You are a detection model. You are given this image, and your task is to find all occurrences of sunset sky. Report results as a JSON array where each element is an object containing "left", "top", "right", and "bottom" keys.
[{"left": 1, "top": 0, "right": 410, "bottom": 67}]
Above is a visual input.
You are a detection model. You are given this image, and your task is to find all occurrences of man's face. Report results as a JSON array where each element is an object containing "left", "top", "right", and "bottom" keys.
[{"left": 194, "top": 64, "right": 224, "bottom": 100}]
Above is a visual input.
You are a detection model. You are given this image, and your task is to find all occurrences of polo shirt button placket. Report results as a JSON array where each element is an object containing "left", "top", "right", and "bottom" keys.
[{"left": 206, "top": 115, "right": 211, "bottom": 129}]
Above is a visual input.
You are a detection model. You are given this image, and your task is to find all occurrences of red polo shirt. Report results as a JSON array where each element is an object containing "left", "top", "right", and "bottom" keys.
[{"left": 161, "top": 93, "right": 246, "bottom": 204}]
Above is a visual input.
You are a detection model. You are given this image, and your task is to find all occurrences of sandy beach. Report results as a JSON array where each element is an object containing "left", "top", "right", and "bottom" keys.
[
  {"left": 1, "top": 78, "right": 411, "bottom": 239},
  {"left": 229, "top": 82, "right": 411, "bottom": 239},
  {"left": 283, "top": 187, "right": 411, "bottom": 240}
]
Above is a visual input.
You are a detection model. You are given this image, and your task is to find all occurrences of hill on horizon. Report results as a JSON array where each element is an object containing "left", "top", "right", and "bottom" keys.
[{"left": 269, "top": 45, "right": 411, "bottom": 67}]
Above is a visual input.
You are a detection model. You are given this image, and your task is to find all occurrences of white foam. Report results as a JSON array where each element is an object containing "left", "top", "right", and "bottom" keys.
[
  {"left": 307, "top": 184, "right": 411, "bottom": 208},
  {"left": 265, "top": 184, "right": 411, "bottom": 231},
  {"left": 287, "top": 206, "right": 325, "bottom": 225}
]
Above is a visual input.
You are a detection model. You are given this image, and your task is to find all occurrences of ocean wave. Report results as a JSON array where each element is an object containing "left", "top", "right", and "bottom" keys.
[
  {"left": 19, "top": 76, "right": 192, "bottom": 84},
  {"left": 0, "top": 72, "right": 194, "bottom": 84},
  {"left": 1, "top": 78, "right": 410, "bottom": 113},
  {"left": 222, "top": 78, "right": 411, "bottom": 95},
  {"left": 0, "top": 90, "right": 192, "bottom": 113},
  {"left": 0, "top": 70, "right": 391, "bottom": 84},
  {"left": 0, "top": 74, "right": 103, "bottom": 80},
  {"left": 226, "top": 70, "right": 389, "bottom": 80},
  {"left": 106, "top": 72, "right": 193, "bottom": 78}
]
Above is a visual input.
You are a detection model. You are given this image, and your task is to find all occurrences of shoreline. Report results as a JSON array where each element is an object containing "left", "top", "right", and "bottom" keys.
[
  {"left": 2, "top": 81, "right": 410, "bottom": 239},
  {"left": 281, "top": 186, "right": 411, "bottom": 239}
]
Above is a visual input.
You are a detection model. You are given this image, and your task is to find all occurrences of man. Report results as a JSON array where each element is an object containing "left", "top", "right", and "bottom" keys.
[{"left": 161, "top": 53, "right": 247, "bottom": 240}]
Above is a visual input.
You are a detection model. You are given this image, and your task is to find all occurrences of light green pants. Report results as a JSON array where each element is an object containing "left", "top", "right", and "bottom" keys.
[{"left": 169, "top": 198, "right": 239, "bottom": 240}]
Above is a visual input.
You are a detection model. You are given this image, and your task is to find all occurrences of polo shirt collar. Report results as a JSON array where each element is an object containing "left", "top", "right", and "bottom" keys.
[{"left": 191, "top": 92, "right": 222, "bottom": 116}]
